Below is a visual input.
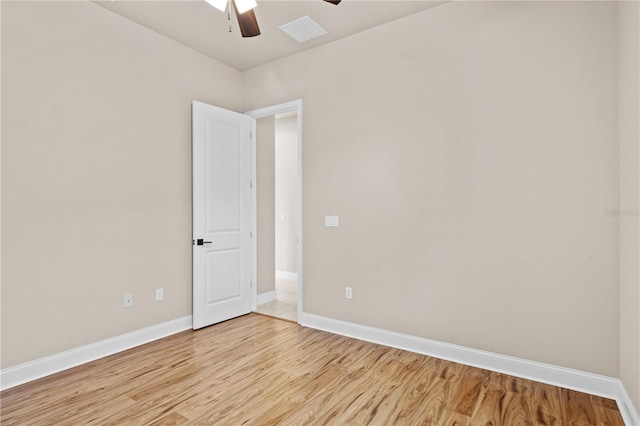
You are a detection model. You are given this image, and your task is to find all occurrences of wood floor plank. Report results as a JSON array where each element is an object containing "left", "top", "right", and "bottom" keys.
[
  {"left": 448, "top": 367, "right": 490, "bottom": 417},
  {"left": 591, "top": 395, "right": 625, "bottom": 426},
  {"left": 147, "top": 411, "right": 190, "bottom": 426},
  {"left": 388, "top": 356, "right": 447, "bottom": 424},
  {"left": 404, "top": 361, "right": 466, "bottom": 425},
  {"left": 500, "top": 375, "right": 536, "bottom": 426},
  {"left": 276, "top": 344, "right": 395, "bottom": 424},
  {"left": 336, "top": 351, "right": 422, "bottom": 424},
  {"left": 562, "top": 388, "right": 598, "bottom": 426},
  {"left": 0, "top": 314, "right": 625, "bottom": 426},
  {"left": 529, "top": 382, "right": 563, "bottom": 425},
  {"left": 469, "top": 371, "right": 509, "bottom": 425}
]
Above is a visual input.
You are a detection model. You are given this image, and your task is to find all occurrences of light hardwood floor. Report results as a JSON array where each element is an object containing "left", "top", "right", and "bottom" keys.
[{"left": 1, "top": 314, "right": 625, "bottom": 425}]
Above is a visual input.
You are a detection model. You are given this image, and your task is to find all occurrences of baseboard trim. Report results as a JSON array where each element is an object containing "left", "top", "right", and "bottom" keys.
[
  {"left": 299, "top": 312, "right": 639, "bottom": 426},
  {"left": 618, "top": 382, "right": 640, "bottom": 426},
  {"left": 256, "top": 290, "right": 277, "bottom": 305},
  {"left": 276, "top": 271, "right": 298, "bottom": 281},
  {"left": 1, "top": 315, "right": 193, "bottom": 391}
]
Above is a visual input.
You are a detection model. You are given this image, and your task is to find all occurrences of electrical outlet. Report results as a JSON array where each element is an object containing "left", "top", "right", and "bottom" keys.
[
  {"left": 345, "top": 287, "right": 352, "bottom": 300},
  {"left": 155, "top": 288, "right": 164, "bottom": 301},
  {"left": 123, "top": 294, "right": 133, "bottom": 308}
]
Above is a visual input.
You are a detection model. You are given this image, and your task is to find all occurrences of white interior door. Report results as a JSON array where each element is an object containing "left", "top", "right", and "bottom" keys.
[{"left": 192, "top": 100, "right": 253, "bottom": 329}]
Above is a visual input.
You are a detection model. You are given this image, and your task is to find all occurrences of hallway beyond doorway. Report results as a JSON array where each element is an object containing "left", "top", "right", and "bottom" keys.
[{"left": 254, "top": 277, "right": 297, "bottom": 322}]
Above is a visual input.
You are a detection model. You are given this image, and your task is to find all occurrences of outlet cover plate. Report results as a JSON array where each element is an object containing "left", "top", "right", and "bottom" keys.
[{"left": 123, "top": 294, "right": 133, "bottom": 308}]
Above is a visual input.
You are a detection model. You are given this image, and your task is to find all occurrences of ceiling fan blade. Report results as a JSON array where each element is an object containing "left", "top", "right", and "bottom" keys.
[
  {"left": 323, "top": 0, "right": 342, "bottom": 4},
  {"left": 233, "top": 1, "right": 261, "bottom": 37}
]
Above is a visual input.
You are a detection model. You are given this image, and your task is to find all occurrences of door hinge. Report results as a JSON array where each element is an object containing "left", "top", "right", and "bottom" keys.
[
  {"left": 250, "top": 231, "right": 253, "bottom": 238},
  {"left": 250, "top": 280, "right": 253, "bottom": 288},
  {"left": 250, "top": 181, "right": 253, "bottom": 189}
]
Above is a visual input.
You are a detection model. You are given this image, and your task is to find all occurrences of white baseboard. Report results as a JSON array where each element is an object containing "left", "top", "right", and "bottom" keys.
[
  {"left": 276, "top": 271, "right": 298, "bottom": 281},
  {"left": 257, "top": 290, "right": 277, "bottom": 305},
  {"left": 299, "top": 312, "right": 640, "bottom": 426},
  {"left": 618, "top": 384, "right": 640, "bottom": 426},
  {"left": 1, "top": 315, "right": 193, "bottom": 391}
]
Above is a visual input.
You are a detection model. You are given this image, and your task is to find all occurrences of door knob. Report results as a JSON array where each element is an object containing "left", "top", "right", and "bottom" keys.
[{"left": 196, "top": 239, "right": 212, "bottom": 246}]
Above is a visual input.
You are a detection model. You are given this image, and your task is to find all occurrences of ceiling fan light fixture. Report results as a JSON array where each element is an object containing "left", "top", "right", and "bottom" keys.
[
  {"left": 204, "top": 0, "right": 227, "bottom": 12},
  {"left": 234, "top": 0, "right": 257, "bottom": 14}
]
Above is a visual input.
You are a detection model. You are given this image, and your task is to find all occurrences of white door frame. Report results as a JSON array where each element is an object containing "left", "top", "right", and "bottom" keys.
[{"left": 245, "top": 100, "right": 303, "bottom": 322}]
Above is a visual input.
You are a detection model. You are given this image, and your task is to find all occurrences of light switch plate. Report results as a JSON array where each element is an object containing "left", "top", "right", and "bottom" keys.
[{"left": 325, "top": 215, "right": 339, "bottom": 227}]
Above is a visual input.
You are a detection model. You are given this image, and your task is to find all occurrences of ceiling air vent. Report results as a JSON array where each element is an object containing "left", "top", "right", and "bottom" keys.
[{"left": 279, "top": 16, "right": 327, "bottom": 43}]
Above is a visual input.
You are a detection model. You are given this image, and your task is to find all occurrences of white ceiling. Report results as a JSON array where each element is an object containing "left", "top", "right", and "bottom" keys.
[{"left": 94, "top": 0, "right": 446, "bottom": 71}]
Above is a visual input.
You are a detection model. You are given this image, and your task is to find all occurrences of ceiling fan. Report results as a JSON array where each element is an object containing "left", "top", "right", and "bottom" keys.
[{"left": 205, "top": 0, "right": 341, "bottom": 37}]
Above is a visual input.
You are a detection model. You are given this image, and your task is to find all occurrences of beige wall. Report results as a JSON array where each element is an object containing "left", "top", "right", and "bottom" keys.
[
  {"left": 1, "top": 1, "right": 242, "bottom": 367},
  {"left": 244, "top": 1, "right": 620, "bottom": 376},
  {"left": 619, "top": 0, "right": 640, "bottom": 411},
  {"left": 0, "top": 2, "right": 3, "bottom": 344},
  {"left": 256, "top": 116, "right": 276, "bottom": 295},
  {"left": 275, "top": 115, "right": 298, "bottom": 274}
]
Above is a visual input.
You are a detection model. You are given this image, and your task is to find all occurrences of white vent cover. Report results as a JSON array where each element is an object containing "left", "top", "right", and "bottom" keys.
[{"left": 279, "top": 16, "right": 327, "bottom": 43}]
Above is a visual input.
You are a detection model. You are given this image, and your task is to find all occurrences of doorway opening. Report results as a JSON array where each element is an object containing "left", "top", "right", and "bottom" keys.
[{"left": 246, "top": 101, "right": 303, "bottom": 323}]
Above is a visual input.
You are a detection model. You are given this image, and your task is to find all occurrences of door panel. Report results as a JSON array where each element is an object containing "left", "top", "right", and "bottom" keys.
[
  {"left": 205, "top": 120, "right": 242, "bottom": 232},
  {"left": 193, "top": 100, "right": 253, "bottom": 330},
  {"left": 205, "top": 249, "right": 242, "bottom": 303}
]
